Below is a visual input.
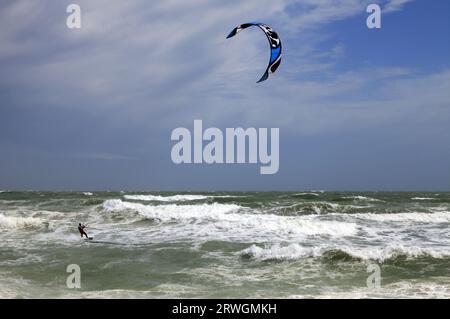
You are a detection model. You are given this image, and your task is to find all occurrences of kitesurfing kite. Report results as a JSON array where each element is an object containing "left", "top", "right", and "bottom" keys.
[{"left": 226, "top": 22, "right": 282, "bottom": 83}]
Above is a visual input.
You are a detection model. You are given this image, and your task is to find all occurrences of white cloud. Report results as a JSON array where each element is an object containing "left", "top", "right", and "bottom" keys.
[
  {"left": 1, "top": 0, "right": 444, "bottom": 139},
  {"left": 384, "top": 0, "right": 414, "bottom": 13}
]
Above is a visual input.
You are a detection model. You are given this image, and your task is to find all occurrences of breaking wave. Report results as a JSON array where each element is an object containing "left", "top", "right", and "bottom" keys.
[
  {"left": 0, "top": 214, "right": 45, "bottom": 230},
  {"left": 293, "top": 193, "right": 320, "bottom": 197},
  {"left": 241, "top": 243, "right": 450, "bottom": 262},
  {"left": 102, "top": 199, "right": 358, "bottom": 239},
  {"left": 123, "top": 194, "right": 208, "bottom": 202},
  {"left": 356, "top": 211, "right": 450, "bottom": 223},
  {"left": 123, "top": 194, "right": 246, "bottom": 202},
  {"left": 342, "top": 196, "right": 383, "bottom": 202},
  {"left": 103, "top": 199, "right": 241, "bottom": 221}
]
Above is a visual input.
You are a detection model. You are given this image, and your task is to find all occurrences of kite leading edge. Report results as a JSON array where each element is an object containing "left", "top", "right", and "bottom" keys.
[{"left": 226, "top": 22, "right": 282, "bottom": 83}]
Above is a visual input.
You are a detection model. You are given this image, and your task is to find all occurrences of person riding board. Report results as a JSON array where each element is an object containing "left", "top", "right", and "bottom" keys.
[{"left": 78, "top": 223, "right": 89, "bottom": 238}]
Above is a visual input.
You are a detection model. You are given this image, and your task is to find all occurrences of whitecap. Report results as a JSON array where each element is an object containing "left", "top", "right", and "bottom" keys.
[
  {"left": 102, "top": 200, "right": 357, "bottom": 240},
  {"left": 342, "top": 196, "right": 383, "bottom": 202},
  {"left": 240, "top": 243, "right": 450, "bottom": 262},
  {"left": 123, "top": 194, "right": 208, "bottom": 202},
  {"left": 0, "top": 214, "right": 45, "bottom": 230},
  {"left": 355, "top": 211, "right": 450, "bottom": 223}
]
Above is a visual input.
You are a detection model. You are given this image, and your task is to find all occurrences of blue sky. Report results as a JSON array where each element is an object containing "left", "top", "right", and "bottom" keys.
[{"left": 0, "top": 0, "right": 449, "bottom": 191}]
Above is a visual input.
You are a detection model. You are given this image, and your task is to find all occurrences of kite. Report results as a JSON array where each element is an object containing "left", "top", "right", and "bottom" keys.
[{"left": 226, "top": 22, "right": 282, "bottom": 83}]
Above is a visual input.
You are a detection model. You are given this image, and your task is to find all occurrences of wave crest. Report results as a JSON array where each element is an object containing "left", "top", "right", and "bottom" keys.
[
  {"left": 241, "top": 244, "right": 450, "bottom": 262},
  {"left": 342, "top": 196, "right": 383, "bottom": 202},
  {"left": 0, "top": 214, "right": 45, "bottom": 230},
  {"left": 101, "top": 200, "right": 357, "bottom": 240},
  {"left": 102, "top": 199, "right": 242, "bottom": 222},
  {"left": 123, "top": 194, "right": 208, "bottom": 202}
]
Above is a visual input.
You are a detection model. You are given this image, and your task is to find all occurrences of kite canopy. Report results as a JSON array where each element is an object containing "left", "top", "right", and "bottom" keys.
[{"left": 226, "top": 22, "right": 282, "bottom": 83}]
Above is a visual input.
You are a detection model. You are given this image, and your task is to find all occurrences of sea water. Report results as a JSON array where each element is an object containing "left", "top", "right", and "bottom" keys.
[{"left": 0, "top": 191, "right": 449, "bottom": 298}]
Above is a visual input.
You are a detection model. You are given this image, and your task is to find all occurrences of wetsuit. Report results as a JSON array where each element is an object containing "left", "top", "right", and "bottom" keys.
[{"left": 78, "top": 225, "right": 89, "bottom": 238}]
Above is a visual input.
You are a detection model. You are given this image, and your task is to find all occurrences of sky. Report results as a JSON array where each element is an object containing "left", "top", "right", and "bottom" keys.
[{"left": 0, "top": 0, "right": 449, "bottom": 191}]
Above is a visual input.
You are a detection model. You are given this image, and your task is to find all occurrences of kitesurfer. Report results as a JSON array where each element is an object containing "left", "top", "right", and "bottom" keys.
[{"left": 78, "top": 223, "right": 89, "bottom": 238}]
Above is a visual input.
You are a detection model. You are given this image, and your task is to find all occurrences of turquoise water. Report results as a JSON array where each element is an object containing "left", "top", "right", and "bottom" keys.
[{"left": 0, "top": 191, "right": 449, "bottom": 298}]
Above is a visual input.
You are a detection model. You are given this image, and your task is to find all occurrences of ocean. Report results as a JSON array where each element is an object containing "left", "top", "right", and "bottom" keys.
[{"left": 0, "top": 191, "right": 449, "bottom": 298}]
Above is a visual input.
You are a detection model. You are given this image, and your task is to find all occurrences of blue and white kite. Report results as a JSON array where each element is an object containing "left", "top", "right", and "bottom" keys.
[{"left": 226, "top": 22, "right": 282, "bottom": 83}]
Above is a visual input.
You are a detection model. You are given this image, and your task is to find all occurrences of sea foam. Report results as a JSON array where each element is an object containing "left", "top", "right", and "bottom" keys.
[
  {"left": 0, "top": 214, "right": 44, "bottom": 230},
  {"left": 102, "top": 199, "right": 357, "bottom": 240},
  {"left": 123, "top": 194, "right": 208, "bottom": 202},
  {"left": 241, "top": 243, "right": 450, "bottom": 262},
  {"left": 342, "top": 195, "right": 383, "bottom": 202},
  {"left": 356, "top": 211, "right": 450, "bottom": 223}
]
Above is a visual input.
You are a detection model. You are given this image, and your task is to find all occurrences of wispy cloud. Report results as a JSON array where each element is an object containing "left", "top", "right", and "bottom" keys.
[
  {"left": 71, "top": 153, "right": 138, "bottom": 161},
  {"left": 1, "top": 0, "right": 449, "bottom": 190},
  {"left": 0, "top": 0, "right": 442, "bottom": 137},
  {"left": 384, "top": 0, "right": 414, "bottom": 13}
]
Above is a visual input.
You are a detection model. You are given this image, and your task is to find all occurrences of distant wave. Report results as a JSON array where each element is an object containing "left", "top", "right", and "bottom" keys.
[
  {"left": 123, "top": 194, "right": 208, "bottom": 202},
  {"left": 83, "top": 192, "right": 93, "bottom": 196},
  {"left": 277, "top": 202, "right": 368, "bottom": 215},
  {"left": 411, "top": 197, "right": 435, "bottom": 201},
  {"left": 342, "top": 196, "right": 383, "bottom": 202},
  {"left": 313, "top": 202, "right": 359, "bottom": 213},
  {"left": 241, "top": 243, "right": 450, "bottom": 262},
  {"left": 0, "top": 214, "right": 45, "bottom": 230},
  {"left": 123, "top": 194, "right": 245, "bottom": 202}
]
